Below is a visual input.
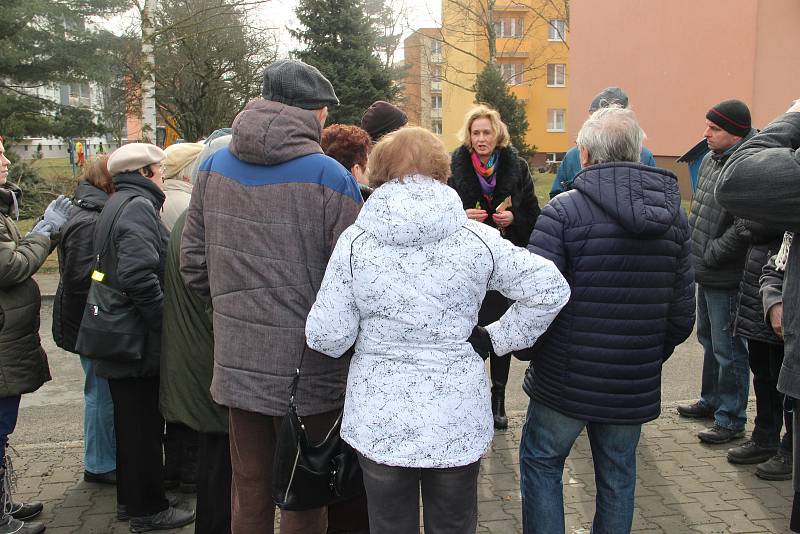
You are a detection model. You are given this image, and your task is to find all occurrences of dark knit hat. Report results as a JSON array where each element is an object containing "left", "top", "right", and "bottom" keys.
[
  {"left": 589, "top": 87, "right": 629, "bottom": 112},
  {"left": 360, "top": 101, "right": 408, "bottom": 142},
  {"left": 706, "top": 99, "right": 751, "bottom": 137},
  {"left": 261, "top": 60, "right": 339, "bottom": 110}
]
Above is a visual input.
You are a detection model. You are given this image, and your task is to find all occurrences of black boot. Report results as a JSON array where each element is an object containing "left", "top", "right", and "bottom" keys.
[{"left": 491, "top": 384, "right": 508, "bottom": 430}]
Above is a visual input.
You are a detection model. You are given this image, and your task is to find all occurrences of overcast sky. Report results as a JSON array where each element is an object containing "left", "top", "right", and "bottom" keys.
[{"left": 109, "top": 0, "right": 441, "bottom": 62}]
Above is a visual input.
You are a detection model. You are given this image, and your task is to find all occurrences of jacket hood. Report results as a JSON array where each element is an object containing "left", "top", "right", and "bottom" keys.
[
  {"left": 357, "top": 175, "right": 467, "bottom": 246},
  {"left": 573, "top": 162, "right": 682, "bottom": 236},
  {"left": 72, "top": 181, "right": 109, "bottom": 212},
  {"left": 113, "top": 172, "right": 167, "bottom": 210},
  {"left": 0, "top": 183, "right": 22, "bottom": 218},
  {"left": 229, "top": 99, "right": 322, "bottom": 166}
]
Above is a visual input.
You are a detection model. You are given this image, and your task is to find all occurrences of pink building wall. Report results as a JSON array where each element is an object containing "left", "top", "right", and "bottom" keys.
[{"left": 568, "top": 0, "right": 800, "bottom": 159}]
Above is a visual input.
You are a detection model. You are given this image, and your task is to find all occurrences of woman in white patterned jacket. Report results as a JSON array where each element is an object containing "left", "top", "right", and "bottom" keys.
[{"left": 306, "top": 126, "right": 570, "bottom": 534}]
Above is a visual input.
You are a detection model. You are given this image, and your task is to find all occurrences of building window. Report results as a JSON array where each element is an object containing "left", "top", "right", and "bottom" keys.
[
  {"left": 431, "top": 119, "right": 442, "bottom": 135},
  {"left": 547, "top": 64, "right": 566, "bottom": 87},
  {"left": 548, "top": 19, "right": 566, "bottom": 42},
  {"left": 431, "top": 94, "right": 442, "bottom": 110},
  {"left": 494, "top": 17, "right": 524, "bottom": 38},
  {"left": 546, "top": 152, "right": 565, "bottom": 164},
  {"left": 547, "top": 109, "right": 566, "bottom": 132},
  {"left": 430, "top": 65, "right": 442, "bottom": 81},
  {"left": 430, "top": 39, "right": 442, "bottom": 56},
  {"left": 500, "top": 63, "right": 524, "bottom": 85}
]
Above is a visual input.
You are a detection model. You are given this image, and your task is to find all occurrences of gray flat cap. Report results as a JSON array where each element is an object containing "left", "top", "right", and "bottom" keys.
[
  {"left": 589, "top": 87, "right": 629, "bottom": 112},
  {"left": 261, "top": 59, "right": 339, "bottom": 110}
]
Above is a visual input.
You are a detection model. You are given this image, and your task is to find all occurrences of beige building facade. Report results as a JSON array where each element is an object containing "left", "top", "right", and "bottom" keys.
[{"left": 569, "top": 0, "right": 800, "bottom": 194}]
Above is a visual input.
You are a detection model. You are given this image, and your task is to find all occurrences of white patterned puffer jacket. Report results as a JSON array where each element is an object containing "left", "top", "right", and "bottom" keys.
[{"left": 306, "top": 175, "right": 570, "bottom": 468}]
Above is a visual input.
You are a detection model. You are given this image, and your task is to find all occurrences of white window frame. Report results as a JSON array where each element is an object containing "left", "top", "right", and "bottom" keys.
[
  {"left": 547, "top": 109, "right": 566, "bottom": 132},
  {"left": 546, "top": 64, "right": 566, "bottom": 87},
  {"left": 431, "top": 94, "right": 442, "bottom": 110},
  {"left": 548, "top": 19, "right": 566, "bottom": 42},
  {"left": 430, "top": 39, "right": 442, "bottom": 56},
  {"left": 494, "top": 17, "right": 524, "bottom": 38},
  {"left": 500, "top": 63, "right": 524, "bottom": 85},
  {"left": 431, "top": 119, "right": 443, "bottom": 135}
]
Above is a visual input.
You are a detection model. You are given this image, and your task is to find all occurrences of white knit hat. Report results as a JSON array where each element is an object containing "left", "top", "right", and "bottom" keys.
[
  {"left": 163, "top": 142, "right": 203, "bottom": 180},
  {"left": 107, "top": 143, "right": 166, "bottom": 176}
]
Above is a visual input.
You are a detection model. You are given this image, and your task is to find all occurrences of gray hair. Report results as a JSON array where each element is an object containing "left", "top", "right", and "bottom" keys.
[{"left": 576, "top": 106, "right": 645, "bottom": 165}]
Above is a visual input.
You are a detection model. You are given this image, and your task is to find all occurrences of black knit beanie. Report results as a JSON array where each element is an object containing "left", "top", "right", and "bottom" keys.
[
  {"left": 706, "top": 99, "right": 751, "bottom": 137},
  {"left": 360, "top": 101, "right": 408, "bottom": 142}
]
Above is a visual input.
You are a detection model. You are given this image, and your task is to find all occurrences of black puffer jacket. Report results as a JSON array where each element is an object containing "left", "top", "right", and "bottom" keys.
[
  {"left": 92, "top": 173, "right": 169, "bottom": 379},
  {"left": 449, "top": 145, "right": 540, "bottom": 248},
  {"left": 53, "top": 181, "right": 109, "bottom": 353},
  {"left": 688, "top": 130, "right": 755, "bottom": 288},
  {"left": 733, "top": 221, "right": 783, "bottom": 344}
]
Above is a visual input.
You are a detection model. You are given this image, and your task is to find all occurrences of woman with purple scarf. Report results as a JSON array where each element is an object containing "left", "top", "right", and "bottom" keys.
[{"left": 449, "top": 105, "right": 541, "bottom": 428}]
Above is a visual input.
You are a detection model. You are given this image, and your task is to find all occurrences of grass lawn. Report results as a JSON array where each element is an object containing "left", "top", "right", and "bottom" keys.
[
  {"left": 30, "top": 157, "right": 76, "bottom": 180},
  {"left": 532, "top": 171, "right": 553, "bottom": 206}
]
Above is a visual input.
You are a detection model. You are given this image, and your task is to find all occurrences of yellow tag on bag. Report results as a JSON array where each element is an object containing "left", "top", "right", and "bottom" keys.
[{"left": 91, "top": 270, "right": 105, "bottom": 282}]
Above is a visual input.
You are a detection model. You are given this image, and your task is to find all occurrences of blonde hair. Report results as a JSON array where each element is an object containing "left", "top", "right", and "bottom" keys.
[
  {"left": 366, "top": 127, "right": 451, "bottom": 188},
  {"left": 456, "top": 105, "right": 510, "bottom": 149}
]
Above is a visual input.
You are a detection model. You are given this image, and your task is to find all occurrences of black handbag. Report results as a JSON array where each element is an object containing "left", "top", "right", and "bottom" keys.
[
  {"left": 75, "top": 195, "right": 145, "bottom": 362},
  {"left": 272, "top": 348, "right": 365, "bottom": 511}
]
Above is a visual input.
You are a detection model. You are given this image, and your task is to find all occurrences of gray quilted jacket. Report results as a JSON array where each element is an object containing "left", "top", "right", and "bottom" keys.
[{"left": 688, "top": 129, "right": 755, "bottom": 288}]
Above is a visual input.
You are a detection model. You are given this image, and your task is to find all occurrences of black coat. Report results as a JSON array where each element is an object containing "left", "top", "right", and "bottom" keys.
[
  {"left": 53, "top": 181, "right": 109, "bottom": 353},
  {"left": 450, "top": 145, "right": 541, "bottom": 324},
  {"left": 733, "top": 221, "right": 783, "bottom": 344},
  {"left": 449, "top": 145, "right": 540, "bottom": 248},
  {"left": 688, "top": 130, "right": 755, "bottom": 288},
  {"left": 92, "top": 173, "right": 169, "bottom": 379}
]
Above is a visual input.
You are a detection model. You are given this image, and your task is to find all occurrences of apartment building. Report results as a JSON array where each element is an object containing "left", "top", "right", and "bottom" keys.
[
  {"left": 569, "top": 0, "right": 800, "bottom": 196},
  {"left": 402, "top": 28, "right": 445, "bottom": 137},
  {"left": 437, "top": 0, "right": 570, "bottom": 166}
]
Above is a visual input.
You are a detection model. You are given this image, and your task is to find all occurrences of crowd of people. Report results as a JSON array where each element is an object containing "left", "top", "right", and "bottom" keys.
[{"left": 0, "top": 57, "right": 798, "bottom": 534}]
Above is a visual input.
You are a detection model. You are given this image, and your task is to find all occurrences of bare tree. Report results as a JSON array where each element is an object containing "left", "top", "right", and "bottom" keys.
[
  {"left": 123, "top": 0, "right": 274, "bottom": 142},
  {"left": 425, "top": 0, "right": 569, "bottom": 91}
]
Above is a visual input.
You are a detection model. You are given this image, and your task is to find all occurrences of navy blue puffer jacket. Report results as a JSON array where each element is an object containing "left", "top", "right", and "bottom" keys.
[{"left": 526, "top": 162, "right": 696, "bottom": 424}]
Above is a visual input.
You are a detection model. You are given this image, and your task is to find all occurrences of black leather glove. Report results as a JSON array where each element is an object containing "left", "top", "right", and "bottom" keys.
[{"left": 468, "top": 325, "right": 494, "bottom": 360}]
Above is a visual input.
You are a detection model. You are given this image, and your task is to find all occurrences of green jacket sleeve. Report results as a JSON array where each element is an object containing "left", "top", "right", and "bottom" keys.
[{"left": 0, "top": 217, "right": 51, "bottom": 290}]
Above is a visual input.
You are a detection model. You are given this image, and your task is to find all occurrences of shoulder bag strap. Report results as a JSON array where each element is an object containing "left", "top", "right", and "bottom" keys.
[{"left": 93, "top": 193, "right": 137, "bottom": 271}]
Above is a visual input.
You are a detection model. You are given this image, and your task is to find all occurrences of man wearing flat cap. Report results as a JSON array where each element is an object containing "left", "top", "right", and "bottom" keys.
[
  {"left": 180, "top": 59, "right": 362, "bottom": 533},
  {"left": 678, "top": 99, "right": 757, "bottom": 446},
  {"left": 93, "top": 142, "right": 196, "bottom": 531},
  {"left": 549, "top": 86, "right": 657, "bottom": 198}
]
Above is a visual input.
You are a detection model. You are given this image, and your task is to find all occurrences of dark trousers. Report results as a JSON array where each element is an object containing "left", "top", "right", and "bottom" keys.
[
  {"left": 229, "top": 407, "right": 366, "bottom": 534},
  {"left": 108, "top": 376, "right": 169, "bottom": 517},
  {"left": 164, "top": 421, "right": 199, "bottom": 485},
  {"left": 749, "top": 340, "right": 792, "bottom": 450},
  {"left": 196, "top": 432, "right": 232, "bottom": 534},
  {"left": 0, "top": 395, "right": 21, "bottom": 464},
  {"left": 358, "top": 453, "right": 479, "bottom": 534},
  {"left": 479, "top": 291, "right": 511, "bottom": 387}
]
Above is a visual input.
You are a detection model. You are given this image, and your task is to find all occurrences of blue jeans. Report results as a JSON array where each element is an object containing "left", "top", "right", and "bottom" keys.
[
  {"left": 80, "top": 356, "right": 116, "bottom": 474},
  {"left": 519, "top": 400, "right": 641, "bottom": 534},
  {"left": 0, "top": 395, "right": 21, "bottom": 466},
  {"left": 696, "top": 285, "right": 750, "bottom": 431}
]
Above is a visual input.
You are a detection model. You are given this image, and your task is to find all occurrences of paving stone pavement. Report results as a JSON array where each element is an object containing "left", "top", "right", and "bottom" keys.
[{"left": 7, "top": 401, "right": 794, "bottom": 533}]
